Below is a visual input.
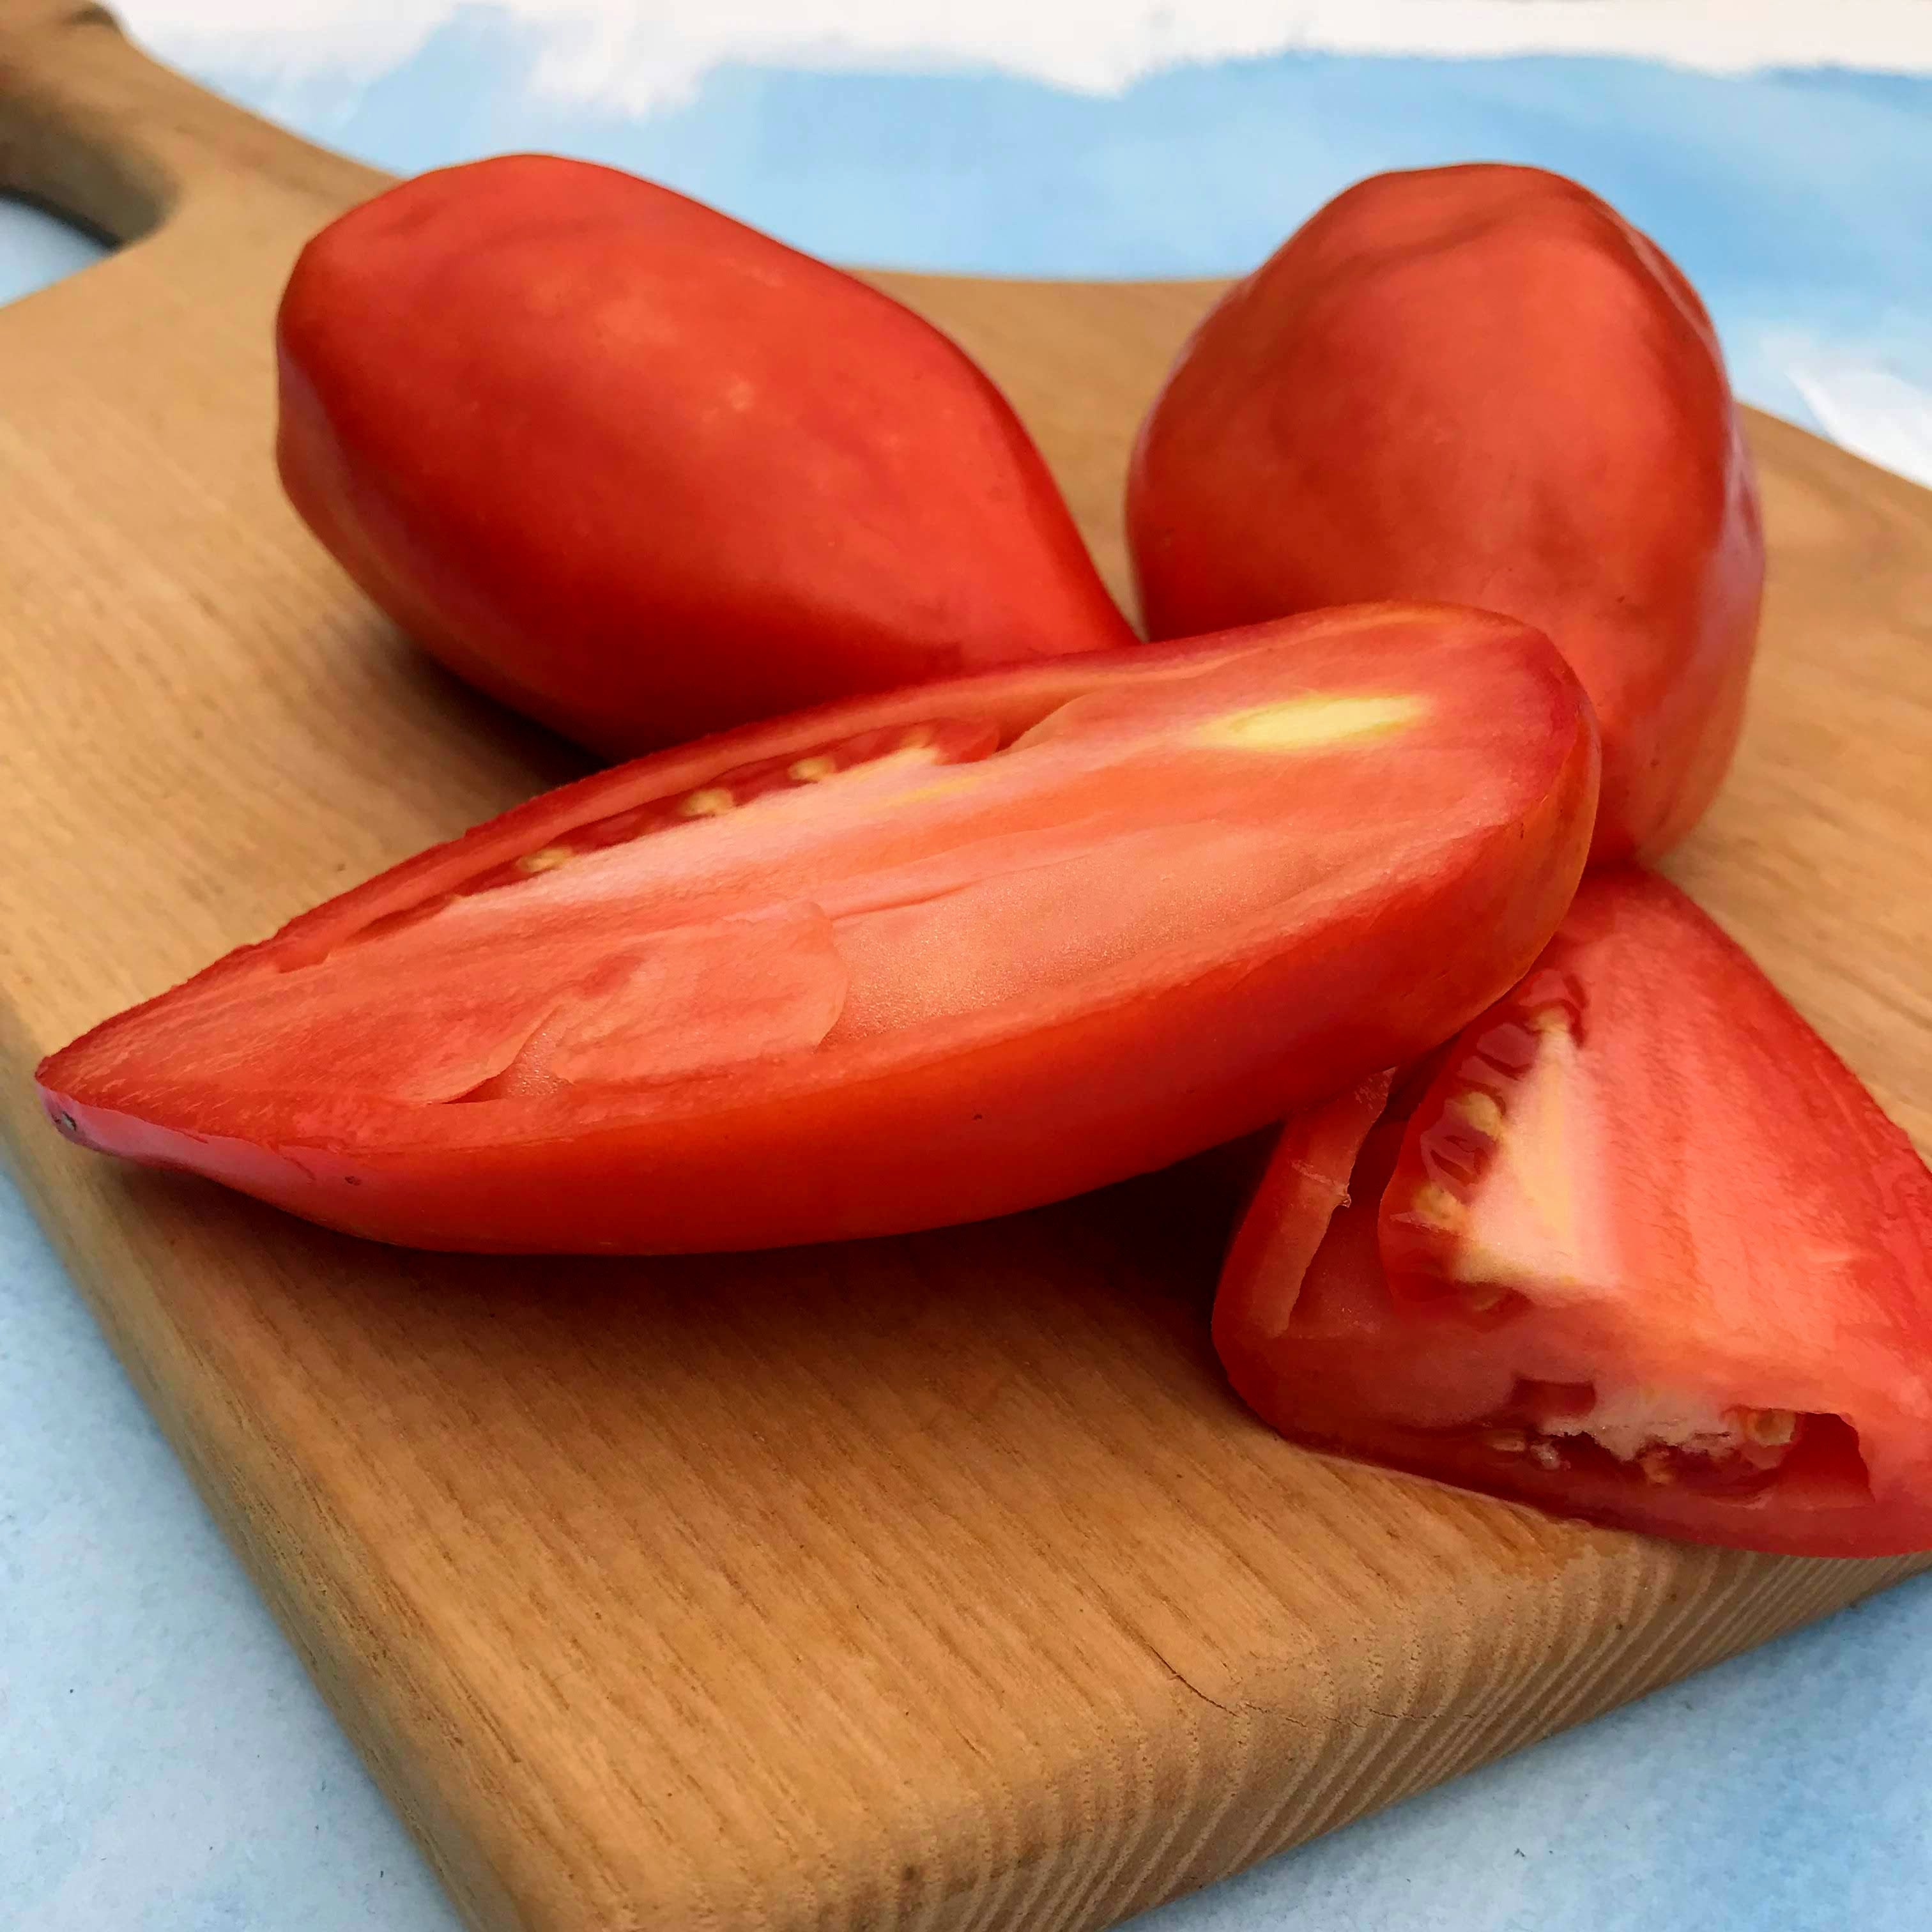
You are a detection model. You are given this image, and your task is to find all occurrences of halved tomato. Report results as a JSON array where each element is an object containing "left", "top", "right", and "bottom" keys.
[
  {"left": 1215, "top": 872, "right": 1932, "bottom": 1557},
  {"left": 38, "top": 604, "right": 1595, "bottom": 1255}
]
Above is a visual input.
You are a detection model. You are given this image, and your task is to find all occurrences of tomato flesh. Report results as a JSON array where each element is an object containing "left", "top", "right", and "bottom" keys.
[
  {"left": 1216, "top": 873, "right": 1932, "bottom": 1557},
  {"left": 38, "top": 605, "right": 1595, "bottom": 1255}
]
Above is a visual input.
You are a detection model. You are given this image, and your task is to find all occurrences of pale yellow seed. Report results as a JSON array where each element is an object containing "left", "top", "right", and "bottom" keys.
[
  {"left": 513, "top": 846, "right": 572, "bottom": 875},
  {"left": 1447, "top": 1090, "right": 1505, "bottom": 1138},
  {"left": 1738, "top": 1407, "right": 1798, "bottom": 1448},
  {"left": 787, "top": 756, "right": 836, "bottom": 782},
  {"left": 1411, "top": 1182, "right": 1466, "bottom": 1232},
  {"left": 1638, "top": 1449, "right": 1678, "bottom": 1485},
  {"left": 1528, "top": 1006, "right": 1572, "bottom": 1037},
  {"left": 1464, "top": 1281, "right": 1508, "bottom": 1314},
  {"left": 678, "top": 787, "right": 735, "bottom": 818},
  {"left": 899, "top": 727, "right": 935, "bottom": 750},
  {"left": 1482, "top": 1429, "right": 1528, "bottom": 1455}
]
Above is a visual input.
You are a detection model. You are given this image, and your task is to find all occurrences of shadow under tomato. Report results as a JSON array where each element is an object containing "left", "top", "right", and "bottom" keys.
[
  {"left": 107, "top": 1134, "right": 1258, "bottom": 1483},
  {"left": 369, "top": 613, "right": 602, "bottom": 792}
]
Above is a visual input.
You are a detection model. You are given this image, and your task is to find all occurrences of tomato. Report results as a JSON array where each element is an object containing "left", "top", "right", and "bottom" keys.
[
  {"left": 1215, "top": 873, "right": 1932, "bottom": 1557},
  {"left": 1218, "top": 1068, "right": 1393, "bottom": 1311},
  {"left": 1126, "top": 163, "right": 1764, "bottom": 868},
  {"left": 38, "top": 604, "right": 1595, "bottom": 1256},
  {"left": 277, "top": 153, "right": 1135, "bottom": 756}
]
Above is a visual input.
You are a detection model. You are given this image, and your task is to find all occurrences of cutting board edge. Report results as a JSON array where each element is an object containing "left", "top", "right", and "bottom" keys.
[{"left": 9, "top": 1068, "right": 1932, "bottom": 1932}]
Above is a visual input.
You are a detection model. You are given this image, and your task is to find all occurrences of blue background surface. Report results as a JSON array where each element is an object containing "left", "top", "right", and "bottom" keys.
[
  {"left": 4, "top": 9, "right": 1931, "bottom": 1928},
  {"left": 178, "top": 17, "right": 1932, "bottom": 482}
]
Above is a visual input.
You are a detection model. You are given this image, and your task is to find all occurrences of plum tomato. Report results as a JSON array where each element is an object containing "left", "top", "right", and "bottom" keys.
[
  {"left": 39, "top": 604, "right": 1595, "bottom": 1255},
  {"left": 277, "top": 154, "right": 1135, "bottom": 756},
  {"left": 1215, "top": 873, "right": 1932, "bottom": 1557},
  {"left": 1128, "top": 163, "right": 1763, "bottom": 866}
]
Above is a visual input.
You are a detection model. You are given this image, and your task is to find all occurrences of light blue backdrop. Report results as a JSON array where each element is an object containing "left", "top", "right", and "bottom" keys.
[
  {"left": 194, "top": 26, "right": 1932, "bottom": 482},
  {"left": 4, "top": 14, "right": 1931, "bottom": 1931}
]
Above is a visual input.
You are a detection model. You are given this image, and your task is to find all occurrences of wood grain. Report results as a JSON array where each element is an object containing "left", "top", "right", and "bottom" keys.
[{"left": 3, "top": 7, "right": 1929, "bottom": 1929}]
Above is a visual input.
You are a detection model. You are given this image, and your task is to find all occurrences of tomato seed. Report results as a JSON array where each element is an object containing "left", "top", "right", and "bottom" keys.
[
  {"left": 1446, "top": 1089, "right": 1504, "bottom": 1138},
  {"left": 1409, "top": 1181, "right": 1466, "bottom": 1231},
  {"left": 1736, "top": 1407, "right": 1798, "bottom": 1448},
  {"left": 434, "top": 717, "right": 1004, "bottom": 917}
]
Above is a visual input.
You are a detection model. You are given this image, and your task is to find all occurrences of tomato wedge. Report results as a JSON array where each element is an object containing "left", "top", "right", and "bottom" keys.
[
  {"left": 277, "top": 155, "right": 1135, "bottom": 755},
  {"left": 1126, "top": 164, "right": 1763, "bottom": 867},
  {"left": 38, "top": 605, "right": 1595, "bottom": 1255},
  {"left": 1215, "top": 873, "right": 1932, "bottom": 1557}
]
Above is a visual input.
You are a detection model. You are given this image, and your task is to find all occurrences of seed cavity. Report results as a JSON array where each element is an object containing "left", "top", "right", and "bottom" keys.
[
  {"left": 1736, "top": 1407, "right": 1798, "bottom": 1448},
  {"left": 1475, "top": 1398, "right": 1842, "bottom": 1496},
  {"left": 323, "top": 717, "right": 1002, "bottom": 961}
]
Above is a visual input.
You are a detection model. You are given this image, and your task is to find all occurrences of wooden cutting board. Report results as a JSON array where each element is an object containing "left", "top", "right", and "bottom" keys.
[{"left": 4, "top": 6, "right": 1931, "bottom": 1928}]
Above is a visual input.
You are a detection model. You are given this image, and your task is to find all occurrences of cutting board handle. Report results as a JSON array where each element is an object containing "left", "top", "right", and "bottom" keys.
[{"left": 0, "top": 1, "right": 384, "bottom": 246}]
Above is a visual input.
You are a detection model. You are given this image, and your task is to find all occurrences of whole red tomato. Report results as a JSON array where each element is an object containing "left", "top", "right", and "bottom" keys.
[
  {"left": 1127, "top": 164, "right": 1764, "bottom": 866},
  {"left": 278, "top": 155, "right": 1135, "bottom": 756}
]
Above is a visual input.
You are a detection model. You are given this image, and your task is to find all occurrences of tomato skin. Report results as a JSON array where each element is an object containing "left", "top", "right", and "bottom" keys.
[
  {"left": 277, "top": 154, "right": 1135, "bottom": 756},
  {"left": 1127, "top": 163, "right": 1763, "bottom": 868},
  {"left": 1216, "top": 874, "right": 1932, "bottom": 1558},
  {"left": 1216, "top": 1070, "right": 1393, "bottom": 1330},
  {"left": 37, "top": 606, "right": 1595, "bottom": 1255}
]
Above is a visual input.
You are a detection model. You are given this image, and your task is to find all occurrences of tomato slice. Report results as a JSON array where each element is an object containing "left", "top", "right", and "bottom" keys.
[
  {"left": 38, "top": 604, "right": 1595, "bottom": 1255},
  {"left": 1216, "top": 873, "right": 1932, "bottom": 1557}
]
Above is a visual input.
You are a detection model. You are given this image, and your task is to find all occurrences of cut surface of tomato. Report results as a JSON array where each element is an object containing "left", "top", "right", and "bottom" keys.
[
  {"left": 1126, "top": 162, "right": 1763, "bottom": 866},
  {"left": 38, "top": 605, "right": 1595, "bottom": 1255},
  {"left": 277, "top": 154, "right": 1135, "bottom": 755},
  {"left": 1216, "top": 873, "right": 1932, "bottom": 1557}
]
